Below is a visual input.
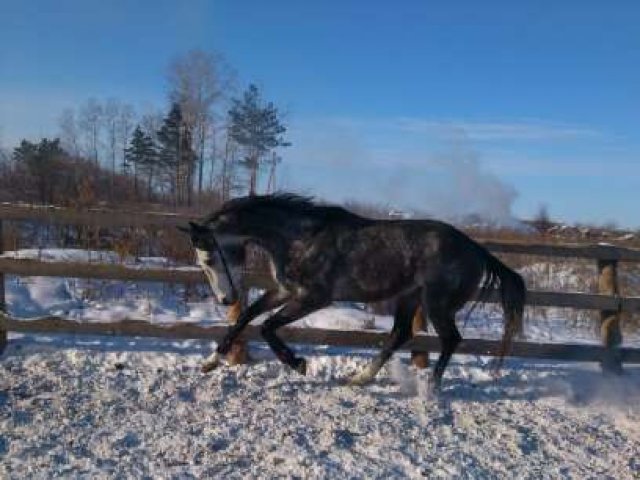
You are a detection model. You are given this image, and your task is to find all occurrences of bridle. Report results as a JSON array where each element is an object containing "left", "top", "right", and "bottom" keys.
[{"left": 210, "top": 234, "right": 240, "bottom": 302}]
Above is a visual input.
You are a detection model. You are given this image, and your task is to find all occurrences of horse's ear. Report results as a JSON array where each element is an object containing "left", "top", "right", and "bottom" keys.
[
  {"left": 176, "top": 224, "right": 191, "bottom": 234},
  {"left": 177, "top": 222, "right": 206, "bottom": 235},
  {"left": 188, "top": 221, "right": 212, "bottom": 234}
]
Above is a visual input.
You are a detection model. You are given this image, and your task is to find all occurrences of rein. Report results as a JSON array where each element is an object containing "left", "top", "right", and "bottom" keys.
[{"left": 211, "top": 234, "right": 240, "bottom": 302}]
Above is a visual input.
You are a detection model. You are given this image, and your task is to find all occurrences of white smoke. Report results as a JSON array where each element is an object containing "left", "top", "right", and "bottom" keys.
[
  {"left": 424, "top": 143, "right": 519, "bottom": 226},
  {"left": 288, "top": 117, "right": 523, "bottom": 227},
  {"left": 390, "top": 356, "right": 417, "bottom": 395}
]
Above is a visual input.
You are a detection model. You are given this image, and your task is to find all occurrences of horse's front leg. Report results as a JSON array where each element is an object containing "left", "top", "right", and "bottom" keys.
[
  {"left": 260, "top": 296, "right": 329, "bottom": 375},
  {"left": 202, "top": 290, "right": 289, "bottom": 373}
]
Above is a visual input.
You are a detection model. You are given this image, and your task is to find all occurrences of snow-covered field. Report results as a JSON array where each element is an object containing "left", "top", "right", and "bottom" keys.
[
  {"left": 1, "top": 335, "right": 639, "bottom": 479},
  {"left": 2, "top": 248, "right": 640, "bottom": 477}
]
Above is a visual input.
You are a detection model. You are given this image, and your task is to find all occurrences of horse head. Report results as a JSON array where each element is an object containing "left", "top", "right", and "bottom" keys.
[{"left": 179, "top": 220, "right": 245, "bottom": 305}]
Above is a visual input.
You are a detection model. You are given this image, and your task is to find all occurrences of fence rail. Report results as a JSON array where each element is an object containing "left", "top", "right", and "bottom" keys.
[
  {"left": 1, "top": 203, "right": 639, "bottom": 262},
  {"left": 1, "top": 203, "right": 639, "bottom": 370},
  {"left": 0, "top": 257, "right": 638, "bottom": 313},
  {"left": 5, "top": 315, "right": 640, "bottom": 364},
  {"left": 0, "top": 203, "right": 196, "bottom": 228}
]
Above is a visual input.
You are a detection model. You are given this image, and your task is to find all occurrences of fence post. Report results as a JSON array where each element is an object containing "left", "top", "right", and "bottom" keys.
[
  {"left": 0, "top": 219, "right": 6, "bottom": 355},
  {"left": 411, "top": 305, "right": 429, "bottom": 369},
  {"left": 597, "top": 259, "right": 623, "bottom": 374},
  {"left": 225, "top": 300, "right": 248, "bottom": 365}
]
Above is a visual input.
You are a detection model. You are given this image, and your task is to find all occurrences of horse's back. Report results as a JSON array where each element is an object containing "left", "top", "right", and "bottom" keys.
[{"left": 325, "top": 218, "right": 485, "bottom": 302}]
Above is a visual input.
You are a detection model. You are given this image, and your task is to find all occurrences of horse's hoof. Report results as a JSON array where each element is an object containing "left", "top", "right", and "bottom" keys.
[
  {"left": 201, "top": 363, "right": 218, "bottom": 373},
  {"left": 428, "top": 380, "right": 442, "bottom": 397},
  {"left": 347, "top": 373, "right": 374, "bottom": 387},
  {"left": 346, "top": 365, "right": 377, "bottom": 387},
  {"left": 293, "top": 358, "right": 307, "bottom": 376},
  {"left": 201, "top": 352, "right": 222, "bottom": 373}
]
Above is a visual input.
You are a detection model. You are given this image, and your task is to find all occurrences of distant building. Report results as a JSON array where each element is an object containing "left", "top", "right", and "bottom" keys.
[{"left": 388, "top": 209, "right": 413, "bottom": 220}]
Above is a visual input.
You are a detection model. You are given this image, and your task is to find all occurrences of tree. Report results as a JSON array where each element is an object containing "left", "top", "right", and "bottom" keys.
[
  {"left": 104, "top": 98, "right": 120, "bottom": 197},
  {"left": 117, "top": 103, "right": 135, "bottom": 173},
  {"left": 227, "top": 84, "right": 290, "bottom": 195},
  {"left": 58, "top": 108, "right": 81, "bottom": 157},
  {"left": 532, "top": 204, "right": 553, "bottom": 234},
  {"left": 167, "top": 49, "right": 234, "bottom": 199},
  {"left": 125, "top": 125, "right": 156, "bottom": 199},
  {"left": 13, "top": 138, "right": 67, "bottom": 204},
  {"left": 78, "top": 98, "right": 103, "bottom": 164},
  {"left": 156, "top": 103, "right": 196, "bottom": 205}
]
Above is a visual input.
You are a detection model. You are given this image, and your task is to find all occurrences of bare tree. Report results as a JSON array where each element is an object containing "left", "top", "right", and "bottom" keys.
[
  {"left": 220, "top": 129, "right": 235, "bottom": 202},
  {"left": 532, "top": 204, "right": 553, "bottom": 234},
  {"left": 78, "top": 98, "right": 103, "bottom": 164},
  {"left": 167, "top": 49, "right": 235, "bottom": 200},
  {"left": 58, "top": 108, "right": 81, "bottom": 157},
  {"left": 104, "top": 98, "right": 120, "bottom": 197},
  {"left": 0, "top": 126, "right": 10, "bottom": 165}
]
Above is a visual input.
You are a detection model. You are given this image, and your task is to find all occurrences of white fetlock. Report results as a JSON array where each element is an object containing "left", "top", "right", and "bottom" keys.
[
  {"left": 201, "top": 352, "right": 221, "bottom": 373},
  {"left": 348, "top": 365, "right": 377, "bottom": 386}
]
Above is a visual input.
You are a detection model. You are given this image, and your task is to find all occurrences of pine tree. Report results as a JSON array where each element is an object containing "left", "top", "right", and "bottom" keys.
[
  {"left": 156, "top": 103, "right": 196, "bottom": 205},
  {"left": 125, "top": 126, "right": 157, "bottom": 199},
  {"left": 228, "top": 84, "right": 290, "bottom": 195}
]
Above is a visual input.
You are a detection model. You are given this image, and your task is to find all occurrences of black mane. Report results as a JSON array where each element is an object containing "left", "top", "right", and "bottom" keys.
[{"left": 204, "top": 193, "right": 368, "bottom": 225}]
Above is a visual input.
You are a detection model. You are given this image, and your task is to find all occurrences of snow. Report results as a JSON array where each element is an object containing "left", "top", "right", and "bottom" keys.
[{"left": 1, "top": 335, "right": 639, "bottom": 478}]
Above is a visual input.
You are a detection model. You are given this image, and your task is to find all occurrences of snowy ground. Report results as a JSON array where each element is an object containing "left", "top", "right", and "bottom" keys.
[
  {"left": 1, "top": 334, "right": 639, "bottom": 479},
  {"left": 2, "top": 248, "right": 640, "bottom": 477}
]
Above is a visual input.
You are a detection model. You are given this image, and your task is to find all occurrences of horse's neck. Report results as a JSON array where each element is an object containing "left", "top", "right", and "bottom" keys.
[
  {"left": 244, "top": 228, "right": 290, "bottom": 259},
  {"left": 243, "top": 215, "right": 312, "bottom": 258}
]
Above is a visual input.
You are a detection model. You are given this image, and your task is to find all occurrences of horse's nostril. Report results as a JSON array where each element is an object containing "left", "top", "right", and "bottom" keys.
[{"left": 220, "top": 297, "right": 233, "bottom": 306}]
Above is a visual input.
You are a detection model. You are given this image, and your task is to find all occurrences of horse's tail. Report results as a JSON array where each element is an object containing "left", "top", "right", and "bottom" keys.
[{"left": 476, "top": 249, "right": 526, "bottom": 370}]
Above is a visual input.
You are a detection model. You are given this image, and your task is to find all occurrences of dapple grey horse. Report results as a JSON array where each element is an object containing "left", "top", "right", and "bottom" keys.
[{"left": 181, "top": 194, "right": 526, "bottom": 389}]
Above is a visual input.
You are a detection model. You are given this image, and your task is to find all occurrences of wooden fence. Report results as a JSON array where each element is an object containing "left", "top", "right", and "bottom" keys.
[{"left": 0, "top": 203, "right": 639, "bottom": 370}]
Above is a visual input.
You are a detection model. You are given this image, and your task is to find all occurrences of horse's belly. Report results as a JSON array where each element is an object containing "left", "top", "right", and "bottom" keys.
[{"left": 332, "top": 265, "right": 414, "bottom": 302}]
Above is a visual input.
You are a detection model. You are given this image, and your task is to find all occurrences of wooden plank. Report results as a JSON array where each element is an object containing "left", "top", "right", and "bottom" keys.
[
  {"left": 0, "top": 203, "right": 639, "bottom": 262},
  {"left": 597, "top": 259, "right": 623, "bottom": 373},
  {"left": 0, "top": 258, "right": 275, "bottom": 289},
  {"left": 0, "top": 203, "right": 196, "bottom": 228},
  {"left": 5, "top": 316, "right": 640, "bottom": 363},
  {"left": 485, "top": 289, "right": 632, "bottom": 311},
  {"left": 0, "top": 257, "right": 206, "bottom": 284},
  {"left": 0, "top": 257, "right": 639, "bottom": 313},
  {"left": 480, "top": 240, "right": 640, "bottom": 262}
]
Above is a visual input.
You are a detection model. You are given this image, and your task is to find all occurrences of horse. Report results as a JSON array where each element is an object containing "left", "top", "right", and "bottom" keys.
[{"left": 180, "top": 193, "right": 526, "bottom": 389}]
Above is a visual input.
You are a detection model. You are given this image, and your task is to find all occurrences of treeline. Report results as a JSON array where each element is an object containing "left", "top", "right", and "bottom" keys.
[{"left": 0, "top": 50, "right": 289, "bottom": 209}]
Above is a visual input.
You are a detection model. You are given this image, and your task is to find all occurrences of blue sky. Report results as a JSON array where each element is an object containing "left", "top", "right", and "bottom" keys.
[{"left": 1, "top": 1, "right": 639, "bottom": 226}]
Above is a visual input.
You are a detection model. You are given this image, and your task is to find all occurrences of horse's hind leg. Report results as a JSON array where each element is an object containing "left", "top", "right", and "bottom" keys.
[
  {"left": 426, "top": 301, "right": 461, "bottom": 391},
  {"left": 348, "top": 289, "right": 421, "bottom": 386},
  {"left": 260, "top": 297, "right": 328, "bottom": 375}
]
